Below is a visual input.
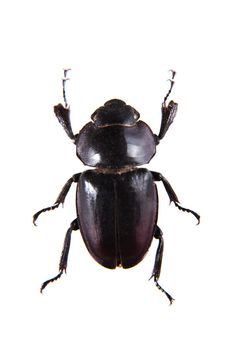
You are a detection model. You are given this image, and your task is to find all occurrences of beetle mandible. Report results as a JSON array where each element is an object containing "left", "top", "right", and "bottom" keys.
[{"left": 33, "top": 70, "right": 200, "bottom": 304}]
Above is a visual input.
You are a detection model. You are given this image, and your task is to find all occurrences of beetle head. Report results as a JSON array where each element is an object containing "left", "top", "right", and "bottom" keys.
[{"left": 91, "top": 99, "right": 140, "bottom": 127}]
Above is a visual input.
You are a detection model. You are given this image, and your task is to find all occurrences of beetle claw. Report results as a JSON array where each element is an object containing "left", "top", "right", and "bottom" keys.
[{"left": 148, "top": 273, "right": 154, "bottom": 281}]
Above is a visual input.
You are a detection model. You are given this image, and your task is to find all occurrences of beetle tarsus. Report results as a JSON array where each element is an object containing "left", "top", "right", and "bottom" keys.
[
  {"left": 33, "top": 203, "right": 60, "bottom": 225},
  {"left": 173, "top": 202, "right": 200, "bottom": 224},
  {"left": 154, "top": 278, "right": 175, "bottom": 305},
  {"left": 40, "top": 271, "right": 64, "bottom": 293},
  {"left": 149, "top": 274, "right": 174, "bottom": 305},
  {"left": 149, "top": 226, "right": 174, "bottom": 304}
]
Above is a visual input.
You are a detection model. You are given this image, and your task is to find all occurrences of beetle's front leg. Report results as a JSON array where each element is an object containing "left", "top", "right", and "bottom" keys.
[
  {"left": 40, "top": 218, "right": 79, "bottom": 293},
  {"left": 149, "top": 226, "right": 174, "bottom": 305},
  {"left": 151, "top": 171, "right": 200, "bottom": 224},
  {"left": 33, "top": 173, "right": 80, "bottom": 225}
]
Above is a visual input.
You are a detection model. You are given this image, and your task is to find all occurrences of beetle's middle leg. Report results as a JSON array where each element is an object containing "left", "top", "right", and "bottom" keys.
[
  {"left": 40, "top": 218, "right": 79, "bottom": 293},
  {"left": 149, "top": 226, "right": 175, "bottom": 304}
]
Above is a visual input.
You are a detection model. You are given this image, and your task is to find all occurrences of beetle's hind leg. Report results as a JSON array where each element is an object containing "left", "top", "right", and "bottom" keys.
[
  {"left": 40, "top": 218, "right": 79, "bottom": 293},
  {"left": 149, "top": 226, "right": 174, "bottom": 305}
]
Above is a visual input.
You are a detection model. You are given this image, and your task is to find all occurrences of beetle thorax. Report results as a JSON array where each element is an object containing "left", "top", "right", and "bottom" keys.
[{"left": 75, "top": 99, "right": 156, "bottom": 168}]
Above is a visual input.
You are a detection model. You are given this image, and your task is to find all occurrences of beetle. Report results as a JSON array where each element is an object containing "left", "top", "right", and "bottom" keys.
[{"left": 33, "top": 70, "right": 200, "bottom": 304}]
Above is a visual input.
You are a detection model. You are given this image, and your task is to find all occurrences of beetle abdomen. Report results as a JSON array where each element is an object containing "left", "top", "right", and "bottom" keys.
[{"left": 77, "top": 168, "right": 158, "bottom": 269}]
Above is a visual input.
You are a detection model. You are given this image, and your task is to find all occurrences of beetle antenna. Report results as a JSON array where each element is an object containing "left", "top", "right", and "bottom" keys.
[
  {"left": 62, "top": 68, "right": 71, "bottom": 108},
  {"left": 157, "top": 71, "right": 178, "bottom": 140},
  {"left": 53, "top": 69, "right": 75, "bottom": 140}
]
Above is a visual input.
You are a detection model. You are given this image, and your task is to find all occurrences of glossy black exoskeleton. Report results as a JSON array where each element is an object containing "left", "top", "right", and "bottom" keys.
[{"left": 33, "top": 70, "right": 200, "bottom": 304}]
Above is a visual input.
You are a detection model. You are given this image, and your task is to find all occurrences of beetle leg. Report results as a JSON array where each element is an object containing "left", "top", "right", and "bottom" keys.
[
  {"left": 33, "top": 173, "right": 80, "bottom": 225},
  {"left": 149, "top": 226, "right": 174, "bottom": 305},
  {"left": 40, "top": 218, "right": 79, "bottom": 293},
  {"left": 151, "top": 171, "right": 200, "bottom": 224}
]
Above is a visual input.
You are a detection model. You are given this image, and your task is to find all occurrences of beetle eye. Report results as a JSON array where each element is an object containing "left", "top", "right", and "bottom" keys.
[
  {"left": 132, "top": 109, "right": 140, "bottom": 120},
  {"left": 91, "top": 107, "right": 104, "bottom": 122}
]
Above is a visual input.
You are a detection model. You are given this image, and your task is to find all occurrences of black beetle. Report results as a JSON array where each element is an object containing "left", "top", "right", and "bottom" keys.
[{"left": 33, "top": 70, "right": 200, "bottom": 304}]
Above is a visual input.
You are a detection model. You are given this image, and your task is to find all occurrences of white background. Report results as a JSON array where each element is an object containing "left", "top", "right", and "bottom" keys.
[{"left": 1, "top": 0, "right": 232, "bottom": 349}]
